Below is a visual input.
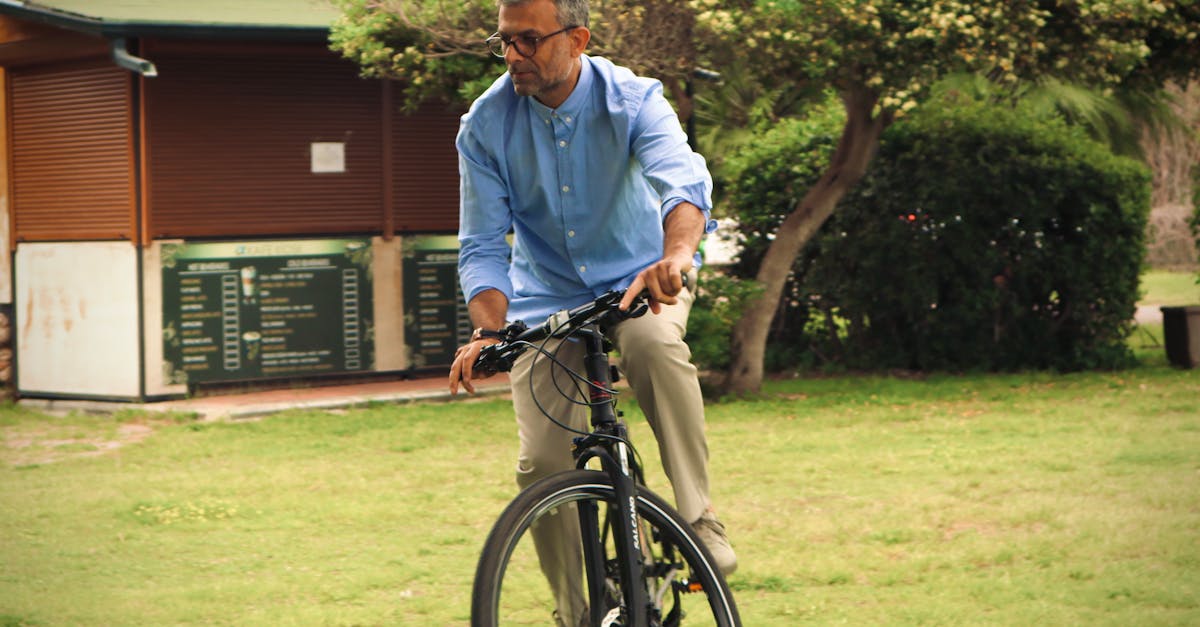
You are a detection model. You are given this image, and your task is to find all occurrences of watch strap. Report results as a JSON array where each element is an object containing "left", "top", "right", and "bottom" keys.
[{"left": 471, "top": 327, "right": 505, "bottom": 342}]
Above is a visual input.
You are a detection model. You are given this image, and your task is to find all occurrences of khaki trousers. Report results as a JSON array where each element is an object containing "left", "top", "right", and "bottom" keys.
[{"left": 507, "top": 286, "right": 711, "bottom": 621}]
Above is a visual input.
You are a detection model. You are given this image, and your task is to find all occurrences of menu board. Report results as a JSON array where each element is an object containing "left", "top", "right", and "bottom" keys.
[
  {"left": 402, "top": 236, "right": 472, "bottom": 368},
  {"left": 162, "top": 239, "right": 373, "bottom": 384}
]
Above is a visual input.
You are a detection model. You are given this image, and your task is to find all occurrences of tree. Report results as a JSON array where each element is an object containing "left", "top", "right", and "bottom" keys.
[
  {"left": 332, "top": 0, "right": 1200, "bottom": 393},
  {"left": 329, "top": 0, "right": 702, "bottom": 115},
  {"left": 694, "top": 0, "right": 1200, "bottom": 393}
]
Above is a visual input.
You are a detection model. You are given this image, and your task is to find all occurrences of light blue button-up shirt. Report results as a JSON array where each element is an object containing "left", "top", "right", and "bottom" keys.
[{"left": 456, "top": 55, "right": 716, "bottom": 323}]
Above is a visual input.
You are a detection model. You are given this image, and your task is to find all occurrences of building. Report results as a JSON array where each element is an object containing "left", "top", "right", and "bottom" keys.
[{"left": 0, "top": 0, "right": 470, "bottom": 400}]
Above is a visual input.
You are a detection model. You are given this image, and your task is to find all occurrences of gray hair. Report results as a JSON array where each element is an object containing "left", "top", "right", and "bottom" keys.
[{"left": 498, "top": 0, "right": 589, "bottom": 28}]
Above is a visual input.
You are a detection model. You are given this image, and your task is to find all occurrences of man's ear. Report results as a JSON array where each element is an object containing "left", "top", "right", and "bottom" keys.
[{"left": 569, "top": 26, "right": 590, "bottom": 55}]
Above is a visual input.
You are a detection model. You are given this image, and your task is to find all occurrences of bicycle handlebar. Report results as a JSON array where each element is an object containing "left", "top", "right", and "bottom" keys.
[
  {"left": 472, "top": 290, "right": 643, "bottom": 376},
  {"left": 473, "top": 273, "right": 689, "bottom": 376}
]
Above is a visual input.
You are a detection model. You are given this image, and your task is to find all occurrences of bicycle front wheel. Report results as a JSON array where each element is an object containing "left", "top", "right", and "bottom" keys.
[{"left": 472, "top": 469, "right": 740, "bottom": 627}]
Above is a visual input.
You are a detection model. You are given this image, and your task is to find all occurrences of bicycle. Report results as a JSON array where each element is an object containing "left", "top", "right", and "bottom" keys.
[{"left": 468, "top": 282, "right": 741, "bottom": 627}]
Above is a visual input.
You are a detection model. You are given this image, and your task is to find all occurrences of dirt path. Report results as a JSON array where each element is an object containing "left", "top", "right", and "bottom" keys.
[{"left": 2, "top": 420, "right": 158, "bottom": 467}]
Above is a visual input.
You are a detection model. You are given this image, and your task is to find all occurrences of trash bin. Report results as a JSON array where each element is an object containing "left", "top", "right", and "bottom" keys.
[{"left": 1161, "top": 305, "right": 1200, "bottom": 369}]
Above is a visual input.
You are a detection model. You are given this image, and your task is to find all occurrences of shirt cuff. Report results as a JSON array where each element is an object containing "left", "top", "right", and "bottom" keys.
[
  {"left": 460, "top": 267, "right": 513, "bottom": 306},
  {"left": 662, "top": 196, "right": 718, "bottom": 235}
]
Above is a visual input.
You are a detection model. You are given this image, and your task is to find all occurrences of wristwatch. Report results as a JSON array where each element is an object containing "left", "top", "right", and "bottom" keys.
[{"left": 471, "top": 327, "right": 505, "bottom": 342}]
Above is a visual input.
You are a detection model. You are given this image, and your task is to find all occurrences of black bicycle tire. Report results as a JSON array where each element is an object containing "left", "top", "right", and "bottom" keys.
[{"left": 471, "top": 469, "right": 740, "bottom": 626}]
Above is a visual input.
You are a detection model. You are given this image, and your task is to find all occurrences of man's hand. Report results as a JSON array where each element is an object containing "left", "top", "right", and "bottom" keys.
[
  {"left": 619, "top": 255, "right": 691, "bottom": 314},
  {"left": 621, "top": 201, "right": 704, "bottom": 313},
  {"left": 448, "top": 338, "right": 500, "bottom": 395},
  {"left": 451, "top": 288, "right": 509, "bottom": 395}
]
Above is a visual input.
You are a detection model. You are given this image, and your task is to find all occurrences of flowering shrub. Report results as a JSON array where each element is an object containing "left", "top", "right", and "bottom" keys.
[{"left": 725, "top": 99, "right": 1152, "bottom": 371}]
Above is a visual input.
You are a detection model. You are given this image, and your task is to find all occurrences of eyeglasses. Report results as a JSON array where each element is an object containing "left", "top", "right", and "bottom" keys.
[{"left": 486, "top": 26, "right": 577, "bottom": 58}]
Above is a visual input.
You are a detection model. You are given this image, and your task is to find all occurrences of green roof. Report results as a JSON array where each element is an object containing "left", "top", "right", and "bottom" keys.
[{"left": 0, "top": 0, "right": 341, "bottom": 38}]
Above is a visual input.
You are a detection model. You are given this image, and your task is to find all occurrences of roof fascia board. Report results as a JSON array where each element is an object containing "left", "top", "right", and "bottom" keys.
[
  {"left": 99, "top": 23, "right": 329, "bottom": 42},
  {"left": 0, "top": 2, "right": 330, "bottom": 42}
]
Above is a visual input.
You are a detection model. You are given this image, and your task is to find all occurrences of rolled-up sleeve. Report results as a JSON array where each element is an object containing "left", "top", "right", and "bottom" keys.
[
  {"left": 629, "top": 82, "right": 715, "bottom": 234},
  {"left": 456, "top": 120, "right": 514, "bottom": 304}
]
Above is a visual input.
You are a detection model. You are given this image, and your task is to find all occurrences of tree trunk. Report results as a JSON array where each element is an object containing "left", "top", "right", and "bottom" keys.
[{"left": 723, "top": 87, "right": 890, "bottom": 395}]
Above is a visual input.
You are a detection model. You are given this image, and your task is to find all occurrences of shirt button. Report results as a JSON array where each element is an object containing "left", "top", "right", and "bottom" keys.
[
  {"left": 561, "top": 185, "right": 570, "bottom": 193},
  {"left": 564, "top": 116, "right": 572, "bottom": 123},
  {"left": 579, "top": 265, "right": 587, "bottom": 272},
  {"left": 559, "top": 140, "right": 567, "bottom": 148},
  {"left": 567, "top": 230, "right": 576, "bottom": 238},
  {"left": 544, "top": 118, "right": 550, "bottom": 125}
]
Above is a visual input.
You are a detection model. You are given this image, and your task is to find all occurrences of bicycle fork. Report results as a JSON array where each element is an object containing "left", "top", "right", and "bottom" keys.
[{"left": 572, "top": 325, "right": 651, "bottom": 626}]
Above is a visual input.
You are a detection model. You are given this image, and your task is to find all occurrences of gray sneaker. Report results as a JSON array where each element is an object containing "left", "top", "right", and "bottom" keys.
[{"left": 691, "top": 511, "right": 738, "bottom": 575}]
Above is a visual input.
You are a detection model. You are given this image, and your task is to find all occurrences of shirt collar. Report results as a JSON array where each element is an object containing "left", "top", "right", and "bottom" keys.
[{"left": 530, "top": 55, "right": 593, "bottom": 124}]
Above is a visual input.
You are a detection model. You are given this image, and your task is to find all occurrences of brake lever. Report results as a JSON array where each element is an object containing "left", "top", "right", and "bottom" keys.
[{"left": 624, "top": 300, "right": 650, "bottom": 319}]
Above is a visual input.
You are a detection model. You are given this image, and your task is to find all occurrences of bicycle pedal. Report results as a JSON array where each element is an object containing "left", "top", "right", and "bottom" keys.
[
  {"left": 600, "top": 607, "right": 622, "bottom": 627},
  {"left": 674, "top": 579, "right": 706, "bottom": 594}
]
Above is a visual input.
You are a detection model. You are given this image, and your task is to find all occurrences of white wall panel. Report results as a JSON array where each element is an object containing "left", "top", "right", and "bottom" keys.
[{"left": 16, "top": 242, "right": 140, "bottom": 398}]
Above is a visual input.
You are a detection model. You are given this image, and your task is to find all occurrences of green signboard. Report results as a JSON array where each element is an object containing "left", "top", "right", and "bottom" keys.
[
  {"left": 402, "top": 235, "right": 472, "bottom": 368},
  {"left": 162, "top": 239, "right": 373, "bottom": 384}
]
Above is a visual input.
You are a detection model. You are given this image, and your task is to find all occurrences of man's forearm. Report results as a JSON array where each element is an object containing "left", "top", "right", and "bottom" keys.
[
  {"left": 663, "top": 202, "right": 706, "bottom": 264},
  {"left": 468, "top": 288, "right": 509, "bottom": 331}
]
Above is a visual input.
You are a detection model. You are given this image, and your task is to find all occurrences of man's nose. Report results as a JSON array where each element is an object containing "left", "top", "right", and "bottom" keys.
[{"left": 503, "top": 43, "right": 524, "bottom": 64}]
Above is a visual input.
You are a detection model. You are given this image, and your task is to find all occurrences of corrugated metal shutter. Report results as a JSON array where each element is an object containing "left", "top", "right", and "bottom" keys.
[
  {"left": 393, "top": 104, "right": 462, "bottom": 233},
  {"left": 145, "top": 54, "right": 383, "bottom": 238},
  {"left": 10, "top": 60, "right": 134, "bottom": 241}
]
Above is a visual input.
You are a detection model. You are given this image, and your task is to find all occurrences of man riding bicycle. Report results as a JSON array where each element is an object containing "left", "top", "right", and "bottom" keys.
[{"left": 448, "top": 0, "right": 735, "bottom": 623}]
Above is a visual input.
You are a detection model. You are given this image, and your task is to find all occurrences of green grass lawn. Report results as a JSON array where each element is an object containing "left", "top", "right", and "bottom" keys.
[
  {"left": 0, "top": 269, "right": 1194, "bottom": 625},
  {"left": 1141, "top": 270, "right": 1200, "bottom": 306},
  {"left": 2, "top": 362, "right": 1198, "bottom": 625}
]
